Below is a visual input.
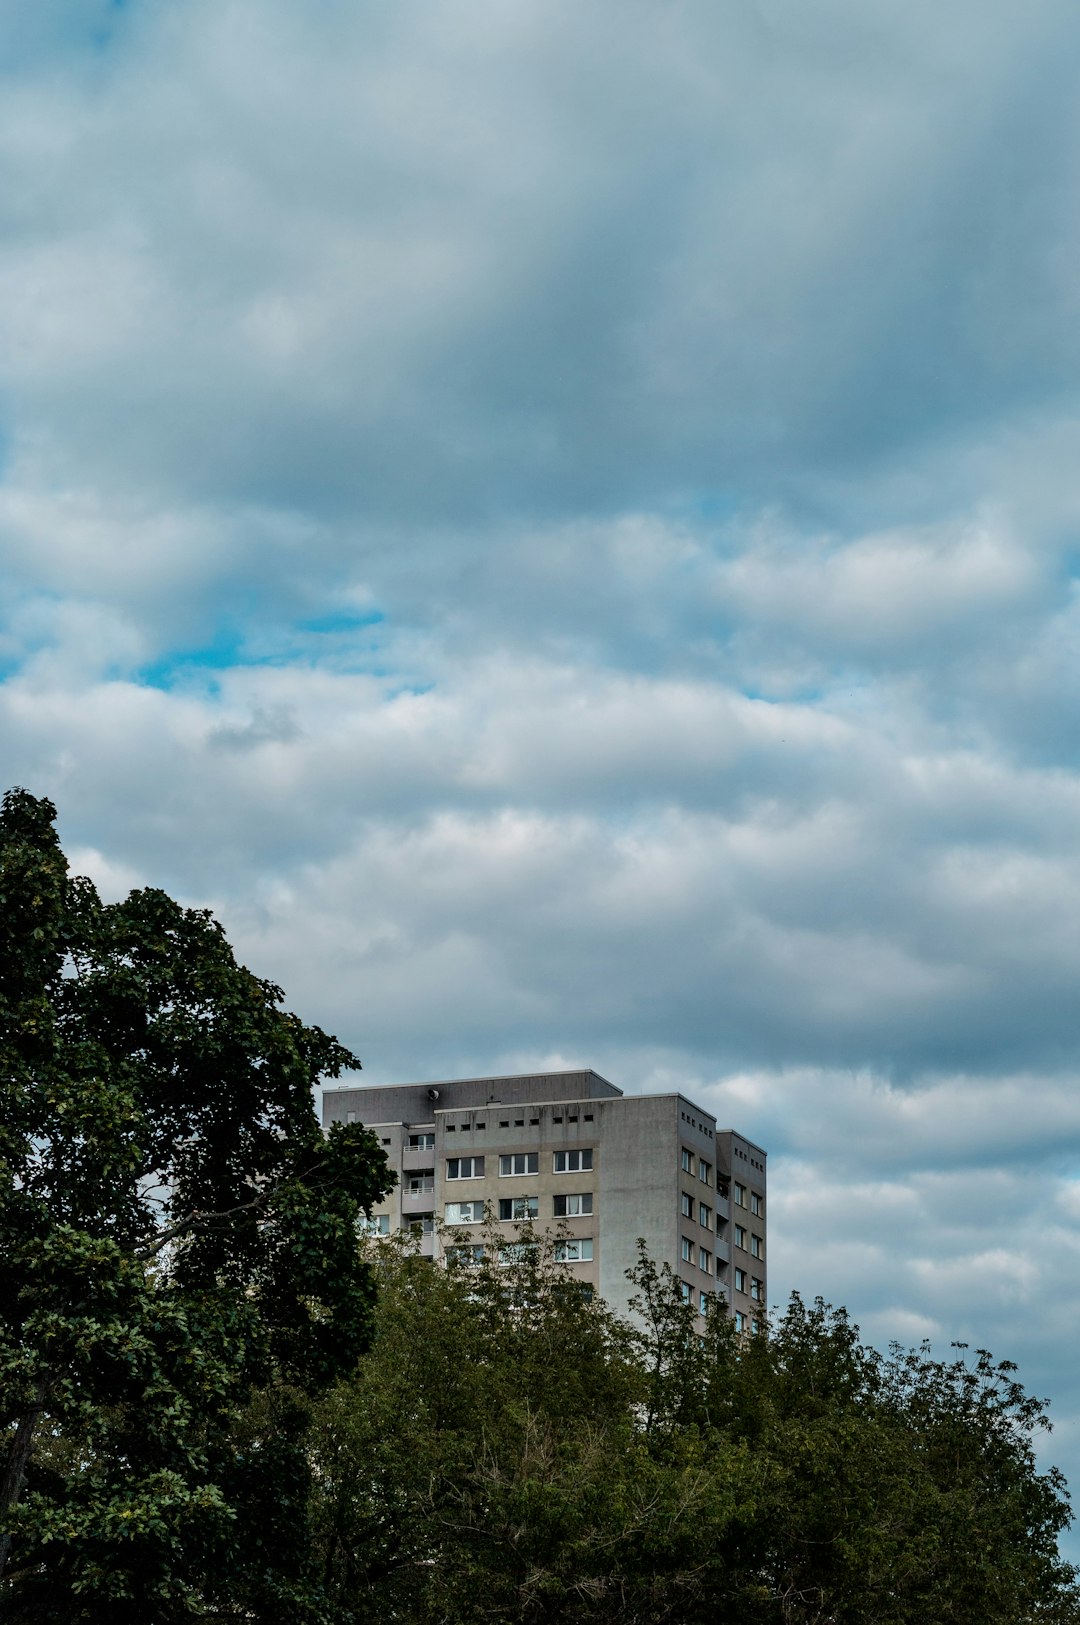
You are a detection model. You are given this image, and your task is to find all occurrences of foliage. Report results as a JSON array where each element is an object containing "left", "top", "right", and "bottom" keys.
[
  {"left": 0, "top": 789, "right": 393, "bottom": 1621},
  {"left": 310, "top": 1237, "right": 1080, "bottom": 1625}
]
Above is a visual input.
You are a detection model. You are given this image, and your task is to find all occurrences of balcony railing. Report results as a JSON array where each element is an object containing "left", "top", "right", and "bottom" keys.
[{"left": 401, "top": 1188, "right": 436, "bottom": 1214}]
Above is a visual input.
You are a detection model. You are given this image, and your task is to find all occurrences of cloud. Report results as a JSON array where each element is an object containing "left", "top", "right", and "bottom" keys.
[{"left": 4, "top": 0, "right": 1080, "bottom": 1554}]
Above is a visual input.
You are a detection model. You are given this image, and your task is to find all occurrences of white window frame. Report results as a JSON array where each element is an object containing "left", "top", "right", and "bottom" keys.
[
  {"left": 444, "top": 1200, "right": 485, "bottom": 1224},
  {"left": 446, "top": 1156, "right": 484, "bottom": 1180},
  {"left": 554, "top": 1238, "right": 593, "bottom": 1262},
  {"left": 553, "top": 1149, "right": 593, "bottom": 1173},
  {"left": 500, "top": 1242, "right": 539, "bottom": 1264},
  {"left": 499, "top": 1152, "right": 539, "bottom": 1176},
  {"left": 448, "top": 1244, "right": 485, "bottom": 1264},
  {"left": 553, "top": 1192, "right": 593, "bottom": 1217},
  {"left": 498, "top": 1195, "right": 539, "bottom": 1221}
]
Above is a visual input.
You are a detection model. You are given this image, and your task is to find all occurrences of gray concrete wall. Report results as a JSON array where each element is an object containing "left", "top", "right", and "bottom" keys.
[{"left": 323, "top": 1071, "right": 765, "bottom": 1329}]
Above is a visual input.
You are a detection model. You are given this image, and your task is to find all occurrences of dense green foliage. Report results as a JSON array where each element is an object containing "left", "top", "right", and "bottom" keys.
[
  {"left": 0, "top": 790, "right": 393, "bottom": 1621},
  {"left": 308, "top": 1231, "right": 1080, "bottom": 1625},
  {"left": 3, "top": 787, "right": 1077, "bottom": 1623}
]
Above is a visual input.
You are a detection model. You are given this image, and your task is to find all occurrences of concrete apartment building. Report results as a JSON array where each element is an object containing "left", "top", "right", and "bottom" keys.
[{"left": 323, "top": 1068, "right": 768, "bottom": 1328}]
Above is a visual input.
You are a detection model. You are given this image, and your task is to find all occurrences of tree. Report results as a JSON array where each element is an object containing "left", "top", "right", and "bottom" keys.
[
  {"left": 309, "top": 1228, "right": 753, "bottom": 1625},
  {"left": 309, "top": 1239, "right": 1080, "bottom": 1625},
  {"left": 0, "top": 789, "right": 393, "bottom": 1621}
]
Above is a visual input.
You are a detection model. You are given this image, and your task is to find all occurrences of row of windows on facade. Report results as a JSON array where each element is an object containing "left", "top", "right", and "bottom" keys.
[
  {"left": 673, "top": 1280, "right": 758, "bottom": 1321},
  {"left": 445, "top": 1238, "right": 593, "bottom": 1262},
  {"left": 733, "top": 1182, "right": 764, "bottom": 1216},
  {"left": 390, "top": 1115, "right": 600, "bottom": 1145},
  {"left": 445, "top": 1150, "right": 593, "bottom": 1179},
  {"left": 445, "top": 1194, "right": 592, "bottom": 1223},
  {"left": 732, "top": 1267, "right": 765, "bottom": 1300},
  {"left": 680, "top": 1193, "right": 719, "bottom": 1230},
  {"left": 680, "top": 1109, "right": 714, "bottom": 1140},
  {"left": 732, "top": 1225, "right": 764, "bottom": 1257},
  {"left": 679, "top": 1149, "right": 715, "bottom": 1185}
]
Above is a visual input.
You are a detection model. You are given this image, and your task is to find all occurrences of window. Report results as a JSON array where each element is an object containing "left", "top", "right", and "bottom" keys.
[
  {"left": 679, "top": 1281, "right": 692, "bottom": 1303},
  {"left": 554, "top": 1238, "right": 593, "bottom": 1262},
  {"left": 734, "top": 1267, "right": 746, "bottom": 1293},
  {"left": 735, "top": 1310, "right": 746, "bottom": 1332},
  {"left": 681, "top": 1148, "right": 695, "bottom": 1174},
  {"left": 751, "top": 1277, "right": 763, "bottom": 1301},
  {"left": 750, "top": 1233, "right": 763, "bottom": 1259},
  {"left": 499, "top": 1152, "right": 539, "bottom": 1176},
  {"left": 444, "top": 1200, "right": 484, "bottom": 1224},
  {"left": 699, "top": 1291, "right": 709, "bottom": 1315},
  {"left": 553, "top": 1193, "right": 592, "bottom": 1217},
  {"left": 359, "top": 1213, "right": 390, "bottom": 1236},
  {"left": 698, "top": 1202, "right": 711, "bottom": 1228},
  {"left": 446, "top": 1156, "right": 484, "bottom": 1179},
  {"left": 734, "top": 1224, "right": 746, "bottom": 1249},
  {"left": 498, "top": 1195, "right": 538, "bottom": 1220},
  {"left": 448, "top": 1244, "right": 485, "bottom": 1264},
  {"left": 699, "top": 1247, "right": 711, "bottom": 1273},
  {"left": 681, "top": 1236, "right": 694, "bottom": 1262},
  {"left": 680, "top": 1192, "right": 693, "bottom": 1218},
  {"left": 750, "top": 1191, "right": 763, "bottom": 1216},
  {"left": 553, "top": 1149, "right": 593, "bottom": 1173},
  {"left": 407, "top": 1173, "right": 434, "bottom": 1193},
  {"left": 408, "top": 1214, "right": 434, "bottom": 1235},
  {"left": 409, "top": 1133, "right": 435, "bottom": 1149},
  {"left": 734, "top": 1182, "right": 746, "bottom": 1206},
  {"left": 500, "top": 1242, "right": 538, "bottom": 1264}
]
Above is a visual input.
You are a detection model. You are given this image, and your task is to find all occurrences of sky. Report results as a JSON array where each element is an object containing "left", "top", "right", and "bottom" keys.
[{"left": 4, "top": 0, "right": 1080, "bottom": 1526}]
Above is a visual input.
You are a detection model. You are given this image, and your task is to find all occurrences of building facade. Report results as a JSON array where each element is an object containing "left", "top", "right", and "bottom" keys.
[{"left": 322, "top": 1069, "right": 767, "bottom": 1328}]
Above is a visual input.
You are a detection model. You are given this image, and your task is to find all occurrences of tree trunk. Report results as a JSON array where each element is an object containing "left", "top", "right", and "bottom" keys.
[{"left": 0, "top": 1374, "right": 48, "bottom": 1580}]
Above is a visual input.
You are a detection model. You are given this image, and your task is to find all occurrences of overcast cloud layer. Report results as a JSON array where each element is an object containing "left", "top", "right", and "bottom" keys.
[{"left": 4, "top": 0, "right": 1080, "bottom": 1536}]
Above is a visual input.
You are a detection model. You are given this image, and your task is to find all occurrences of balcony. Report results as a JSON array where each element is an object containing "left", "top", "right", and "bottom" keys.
[
  {"left": 403, "top": 1216, "right": 435, "bottom": 1258},
  {"left": 401, "top": 1183, "right": 435, "bottom": 1212},
  {"left": 714, "top": 1237, "right": 731, "bottom": 1265},
  {"left": 402, "top": 1144, "right": 436, "bottom": 1170}
]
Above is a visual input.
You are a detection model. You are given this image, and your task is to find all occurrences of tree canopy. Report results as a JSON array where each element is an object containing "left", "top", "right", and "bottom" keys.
[
  {"left": 307, "top": 1230, "right": 1080, "bottom": 1625},
  {"left": 0, "top": 788, "right": 393, "bottom": 1621},
  {"left": 3, "top": 787, "right": 1077, "bottom": 1624}
]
